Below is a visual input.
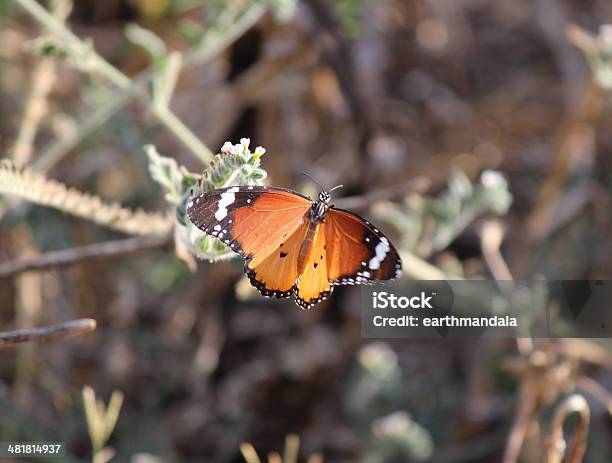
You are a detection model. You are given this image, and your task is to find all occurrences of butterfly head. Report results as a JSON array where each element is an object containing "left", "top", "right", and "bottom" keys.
[
  {"left": 311, "top": 193, "right": 331, "bottom": 222},
  {"left": 318, "top": 191, "right": 331, "bottom": 204},
  {"left": 311, "top": 186, "right": 342, "bottom": 222}
]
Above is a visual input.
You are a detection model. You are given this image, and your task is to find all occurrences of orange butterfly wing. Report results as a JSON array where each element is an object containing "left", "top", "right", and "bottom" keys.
[
  {"left": 246, "top": 220, "right": 309, "bottom": 298},
  {"left": 188, "top": 186, "right": 310, "bottom": 258},
  {"left": 187, "top": 186, "right": 402, "bottom": 308},
  {"left": 187, "top": 186, "right": 311, "bottom": 298},
  {"left": 296, "top": 208, "right": 402, "bottom": 309},
  {"left": 294, "top": 224, "right": 333, "bottom": 309},
  {"left": 324, "top": 208, "right": 402, "bottom": 285}
]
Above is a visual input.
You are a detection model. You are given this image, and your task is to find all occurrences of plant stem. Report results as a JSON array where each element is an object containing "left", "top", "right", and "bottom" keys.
[
  {"left": 29, "top": 1, "right": 267, "bottom": 171},
  {"left": 0, "top": 159, "right": 173, "bottom": 235},
  {"left": 0, "top": 318, "right": 96, "bottom": 347},
  {"left": 183, "top": 2, "right": 267, "bottom": 66},
  {"left": 35, "top": 88, "right": 128, "bottom": 171},
  {"left": 0, "top": 235, "right": 171, "bottom": 278},
  {"left": 501, "top": 389, "right": 536, "bottom": 463},
  {"left": 16, "top": 0, "right": 215, "bottom": 164},
  {"left": 400, "top": 251, "right": 458, "bottom": 280}
]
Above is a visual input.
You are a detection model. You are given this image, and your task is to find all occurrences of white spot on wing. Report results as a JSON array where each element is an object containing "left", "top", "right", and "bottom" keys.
[
  {"left": 215, "top": 187, "right": 239, "bottom": 220},
  {"left": 368, "top": 237, "right": 390, "bottom": 270}
]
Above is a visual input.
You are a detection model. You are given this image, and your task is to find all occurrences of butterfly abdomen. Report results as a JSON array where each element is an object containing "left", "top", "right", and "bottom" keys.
[{"left": 297, "top": 220, "right": 320, "bottom": 275}]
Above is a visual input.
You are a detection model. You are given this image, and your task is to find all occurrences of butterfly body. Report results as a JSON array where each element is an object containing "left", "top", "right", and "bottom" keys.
[
  {"left": 297, "top": 221, "right": 317, "bottom": 275},
  {"left": 187, "top": 186, "right": 402, "bottom": 309}
]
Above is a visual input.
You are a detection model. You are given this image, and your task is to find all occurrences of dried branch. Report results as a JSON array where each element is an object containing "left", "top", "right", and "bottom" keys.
[
  {"left": 501, "top": 390, "right": 537, "bottom": 463},
  {"left": 11, "top": 0, "right": 71, "bottom": 166},
  {"left": 0, "top": 235, "right": 171, "bottom": 278},
  {"left": 11, "top": 58, "right": 55, "bottom": 165},
  {"left": 546, "top": 394, "right": 590, "bottom": 463},
  {"left": 503, "top": 343, "right": 590, "bottom": 463},
  {"left": 576, "top": 376, "right": 612, "bottom": 415},
  {"left": 0, "top": 318, "right": 96, "bottom": 348},
  {"left": 0, "top": 159, "right": 172, "bottom": 236},
  {"left": 480, "top": 220, "right": 533, "bottom": 355},
  {"left": 206, "top": 41, "right": 314, "bottom": 148},
  {"left": 524, "top": 45, "right": 604, "bottom": 245},
  {"left": 400, "top": 251, "right": 454, "bottom": 280},
  {"left": 302, "top": 0, "right": 375, "bottom": 180},
  {"left": 334, "top": 177, "right": 430, "bottom": 210},
  {"left": 480, "top": 220, "right": 514, "bottom": 282},
  {"left": 558, "top": 339, "right": 612, "bottom": 368}
]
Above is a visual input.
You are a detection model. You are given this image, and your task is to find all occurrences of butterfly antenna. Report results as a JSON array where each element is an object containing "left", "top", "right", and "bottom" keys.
[
  {"left": 299, "top": 172, "right": 325, "bottom": 191},
  {"left": 328, "top": 184, "right": 344, "bottom": 194}
]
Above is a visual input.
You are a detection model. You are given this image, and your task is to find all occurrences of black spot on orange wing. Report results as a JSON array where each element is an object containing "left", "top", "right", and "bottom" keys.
[{"left": 323, "top": 208, "right": 402, "bottom": 286}]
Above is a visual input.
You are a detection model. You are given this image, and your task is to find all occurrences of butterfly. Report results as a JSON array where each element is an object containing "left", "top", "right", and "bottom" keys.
[{"left": 186, "top": 185, "right": 402, "bottom": 309}]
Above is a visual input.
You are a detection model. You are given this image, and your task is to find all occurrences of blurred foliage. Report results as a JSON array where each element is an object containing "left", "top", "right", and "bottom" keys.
[
  {"left": 333, "top": 0, "right": 364, "bottom": 38},
  {"left": 82, "top": 386, "right": 124, "bottom": 463},
  {"left": 569, "top": 24, "right": 612, "bottom": 90},
  {"left": 241, "top": 434, "right": 323, "bottom": 463},
  {"left": 363, "top": 411, "right": 434, "bottom": 463},
  {"left": 374, "top": 170, "right": 512, "bottom": 259},
  {"left": 345, "top": 343, "right": 403, "bottom": 422}
]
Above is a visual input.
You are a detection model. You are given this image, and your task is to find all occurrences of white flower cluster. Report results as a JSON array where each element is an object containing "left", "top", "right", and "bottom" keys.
[{"left": 220, "top": 138, "right": 266, "bottom": 158}]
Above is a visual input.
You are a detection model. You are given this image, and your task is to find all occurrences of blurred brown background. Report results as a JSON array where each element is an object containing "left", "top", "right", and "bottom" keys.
[{"left": 1, "top": 0, "right": 612, "bottom": 462}]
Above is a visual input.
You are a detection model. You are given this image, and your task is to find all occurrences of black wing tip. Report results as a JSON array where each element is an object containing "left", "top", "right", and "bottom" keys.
[
  {"left": 186, "top": 193, "right": 211, "bottom": 226},
  {"left": 329, "top": 255, "right": 402, "bottom": 287},
  {"left": 393, "top": 258, "right": 403, "bottom": 279},
  {"left": 386, "top": 256, "right": 403, "bottom": 281},
  {"left": 186, "top": 194, "right": 201, "bottom": 213}
]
